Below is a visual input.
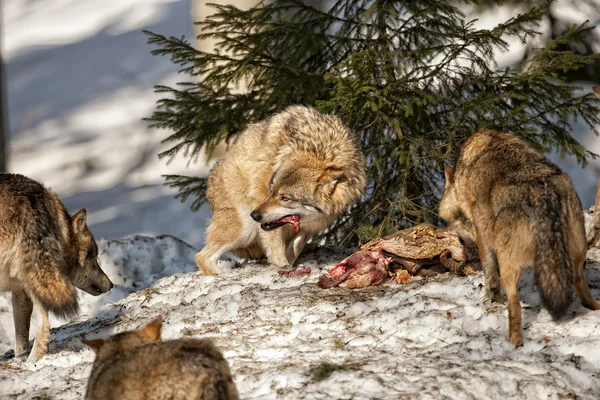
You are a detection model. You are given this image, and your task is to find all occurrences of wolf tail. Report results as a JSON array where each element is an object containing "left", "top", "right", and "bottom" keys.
[
  {"left": 532, "top": 183, "right": 573, "bottom": 320},
  {"left": 20, "top": 236, "right": 79, "bottom": 319}
]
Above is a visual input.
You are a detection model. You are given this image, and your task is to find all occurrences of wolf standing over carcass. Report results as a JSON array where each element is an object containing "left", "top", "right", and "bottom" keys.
[
  {"left": 586, "top": 86, "right": 600, "bottom": 249},
  {"left": 439, "top": 130, "right": 600, "bottom": 347},
  {"left": 0, "top": 173, "right": 113, "bottom": 362},
  {"left": 195, "top": 106, "right": 367, "bottom": 275}
]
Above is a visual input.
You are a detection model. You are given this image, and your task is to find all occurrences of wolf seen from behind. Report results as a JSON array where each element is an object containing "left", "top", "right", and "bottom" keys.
[
  {"left": 439, "top": 130, "right": 600, "bottom": 347},
  {"left": 84, "top": 316, "right": 239, "bottom": 400}
]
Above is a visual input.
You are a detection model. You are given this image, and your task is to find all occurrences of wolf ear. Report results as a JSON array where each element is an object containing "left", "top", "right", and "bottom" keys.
[
  {"left": 319, "top": 166, "right": 345, "bottom": 195},
  {"left": 593, "top": 86, "right": 600, "bottom": 98},
  {"left": 72, "top": 209, "right": 88, "bottom": 238},
  {"left": 443, "top": 163, "right": 454, "bottom": 187},
  {"left": 82, "top": 338, "right": 105, "bottom": 352},
  {"left": 141, "top": 316, "right": 163, "bottom": 342}
]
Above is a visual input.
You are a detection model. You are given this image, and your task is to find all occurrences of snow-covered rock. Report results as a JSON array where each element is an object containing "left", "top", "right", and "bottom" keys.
[{"left": 2, "top": 236, "right": 600, "bottom": 399}]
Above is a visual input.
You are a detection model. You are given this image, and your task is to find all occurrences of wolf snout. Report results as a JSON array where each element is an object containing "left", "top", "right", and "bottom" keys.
[
  {"left": 94, "top": 276, "right": 114, "bottom": 294},
  {"left": 250, "top": 210, "right": 262, "bottom": 222}
]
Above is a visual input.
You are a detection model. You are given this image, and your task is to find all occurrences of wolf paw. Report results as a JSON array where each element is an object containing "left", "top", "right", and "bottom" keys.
[
  {"left": 25, "top": 351, "right": 41, "bottom": 364},
  {"left": 195, "top": 253, "right": 222, "bottom": 276},
  {"left": 509, "top": 333, "right": 524, "bottom": 348},
  {"left": 14, "top": 344, "right": 29, "bottom": 358},
  {"left": 485, "top": 289, "right": 506, "bottom": 304}
]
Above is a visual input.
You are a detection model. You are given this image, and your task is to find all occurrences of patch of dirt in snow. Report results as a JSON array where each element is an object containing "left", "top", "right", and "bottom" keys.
[{"left": 2, "top": 238, "right": 600, "bottom": 399}]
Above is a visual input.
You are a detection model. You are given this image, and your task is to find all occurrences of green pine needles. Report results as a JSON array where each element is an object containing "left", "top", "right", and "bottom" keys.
[{"left": 144, "top": 0, "right": 600, "bottom": 245}]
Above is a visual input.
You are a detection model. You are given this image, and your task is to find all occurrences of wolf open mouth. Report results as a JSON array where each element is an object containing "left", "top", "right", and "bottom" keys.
[{"left": 260, "top": 215, "right": 300, "bottom": 232}]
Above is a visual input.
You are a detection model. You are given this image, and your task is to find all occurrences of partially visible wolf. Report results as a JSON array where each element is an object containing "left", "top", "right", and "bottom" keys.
[
  {"left": 0, "top": 173, "right": 113, "bottom": 362},
  {"left": 84, "top": 316, "right": 239, "bottom": 400},
  {"left": 588, "top": 180, "right": 600, "bottom": 249},
  {"left": 439, "top": 130, "right": 600, "bottom": 346},
  {"left": 586, "top": 86, "right": 600, "bottom": 249},
  {"left": 195, "top": 106, "right": 367, "bottom": 275}
]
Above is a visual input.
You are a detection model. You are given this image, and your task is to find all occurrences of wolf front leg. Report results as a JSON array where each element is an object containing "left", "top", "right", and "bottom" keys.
[
  {"left": 27, "top": 301, "right": 51, "bottom": 363},
  {"left": 286, "top": 232, "right": 308, "bottom": 264},
  {"left": 12, "top": 290, "right": 33, "bottom": 357},
  {"left": 195, "top": 211, "right": 252, "bottom": 275},
  {"left": 259, "top": 229, "right": 293, "bottom": 267},
  {"left": 195, "top": 245, "right": 224, "bottom": 276}
]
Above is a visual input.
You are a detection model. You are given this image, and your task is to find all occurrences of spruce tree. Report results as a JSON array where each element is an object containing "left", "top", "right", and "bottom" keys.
[{"left": 144, "top": 0, "right": 600, "bottom": 245}]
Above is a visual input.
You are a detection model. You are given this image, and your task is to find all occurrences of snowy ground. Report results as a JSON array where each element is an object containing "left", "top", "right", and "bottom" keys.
[
  {"left": 1, "top": 234, "right": 600, "bottom": 399},
  {"left": 2, "top": 0, "right": 600, "bottom": 398}
]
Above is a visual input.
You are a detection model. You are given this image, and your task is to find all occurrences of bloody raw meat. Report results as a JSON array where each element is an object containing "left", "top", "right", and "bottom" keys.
[
  {"left": 318, "top": 250, "right": 392, "bottom": 289},
  {"left": 262, "top": 215, "right": 300, "bottom": 232},
  {"left": 278, "top": 267, "right": 311, "bottom": 276},
  {"left": 318, "top": 224, "right": 478, "bottom": 289}
]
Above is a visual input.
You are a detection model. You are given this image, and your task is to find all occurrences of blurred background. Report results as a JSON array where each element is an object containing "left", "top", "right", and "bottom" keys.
[{"left": 2, "top": 0, "right": 600, "bottom": 249}]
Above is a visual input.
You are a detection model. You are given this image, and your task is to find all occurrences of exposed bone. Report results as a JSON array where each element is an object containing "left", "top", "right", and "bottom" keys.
[{"left": 319, "top": 224, "right": 478, "bottom": 289}]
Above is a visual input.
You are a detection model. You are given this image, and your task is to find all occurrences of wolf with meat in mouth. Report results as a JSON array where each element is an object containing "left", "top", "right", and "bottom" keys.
[{"left": 195, "top": 106, "right": 367, "bottom": 275}]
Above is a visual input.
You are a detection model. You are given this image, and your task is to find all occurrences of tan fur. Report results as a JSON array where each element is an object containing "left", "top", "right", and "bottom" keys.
[
  {"left": 0, "top": 173, "right": 113, "bottom": 362},
  {"left": 586, "top": 86, "right": 600, "bottom": 249},
  {"left": 440, "top": 130, "right": 600, "bottom": 347},
  {"left": 84, "top": 316, "right": 239, "bottom": 400},
  {"left": 195, "top": 106, "right": 366, "bottom": 275},
  {"left": 588, "top": 181, "right": 600, "bottom": 249}
]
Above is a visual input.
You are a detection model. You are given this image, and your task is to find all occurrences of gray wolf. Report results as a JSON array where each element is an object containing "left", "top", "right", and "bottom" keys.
[
  {"left": 586, "top": 86, "right": 600, "bottom": 248},
  {"left": 0, "top": 173, "right": 113, "bottom": 362},
  {"left": 195, "top": 106, "right": 367, "bottom": 275},
  {"left": 439, "top": 129, "right": 600, "bottom": 346},
  {"left": 84, "top": 316, "right": 239, "bottom": 400},
  {"left": 588, "top": 180, "right": 600, "bottom": 248}
]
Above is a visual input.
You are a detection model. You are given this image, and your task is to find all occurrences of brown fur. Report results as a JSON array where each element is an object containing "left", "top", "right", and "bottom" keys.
[
  {"left": 586, "top": 86, "right": 600, "bottom": 249},
  {"left": 195, "top": 106, "right": 366, "bottom": 275},
  {"left": 439, "top": 130, "right": 600, "bottom": 347},
  {"left": 0, "top": 173, "right": 113, "bottom": 362},
  {"left": 588, "top": 181, "right": 600, "bottom": 249},
  {"left": 84, "top": 316, "right": 239, "bottom": 400}
]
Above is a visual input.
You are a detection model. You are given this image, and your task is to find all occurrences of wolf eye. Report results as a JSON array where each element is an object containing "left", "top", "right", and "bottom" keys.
[{"left": 280, "top": 194, "right": 291, "bottom": 202}]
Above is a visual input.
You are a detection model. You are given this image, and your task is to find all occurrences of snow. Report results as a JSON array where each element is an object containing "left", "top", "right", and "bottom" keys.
[
  {"left": 2, "top": 236, "right": 600, "bottom": 399},
  {"left": 4, "top": 0, "right": 210, "bottom": 245},
  {"left": 2, "top": 0, "right": 600, "bottom": 398}
]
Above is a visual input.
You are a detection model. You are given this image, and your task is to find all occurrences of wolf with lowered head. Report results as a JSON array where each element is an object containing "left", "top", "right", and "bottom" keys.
[
  {"left": 0, "top": 173, "right": 113, "bottom": 362},
  {"left": 195, "top": 106, "right": 366, "bottom": 275},
  {"left": 439, "top": 130, "right": 600, "bottom": 347}
]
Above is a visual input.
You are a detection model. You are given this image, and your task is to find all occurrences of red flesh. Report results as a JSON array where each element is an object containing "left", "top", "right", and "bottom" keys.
[
  {"left": 272, "top": 215, "right": 300, "bottom": 232},
  {"left": 318, "top": 250, "right": 392, "bottom": 289},
  {"left": 278, "top": 267, "right": 311, "bottom": 276}
]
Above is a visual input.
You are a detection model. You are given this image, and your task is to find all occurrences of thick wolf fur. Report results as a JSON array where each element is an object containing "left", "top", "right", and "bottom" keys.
[
  {"left": 84, "top": 316, "right": 239, "bottom": 400},
  {"left": 0, "top": 173, "right": 113, "bottom": 361},
  {"left": 586, "top": 86, "right": 600, "bottom": 249},
  {"left": 439, "top": 130, "right": 600, "bottom": 346},
  {"left": 588, "top": 181, "right": 600, "bottom": 249},
  {"left": 195, "top": 106, "right": 367, "bottom": 275}
]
